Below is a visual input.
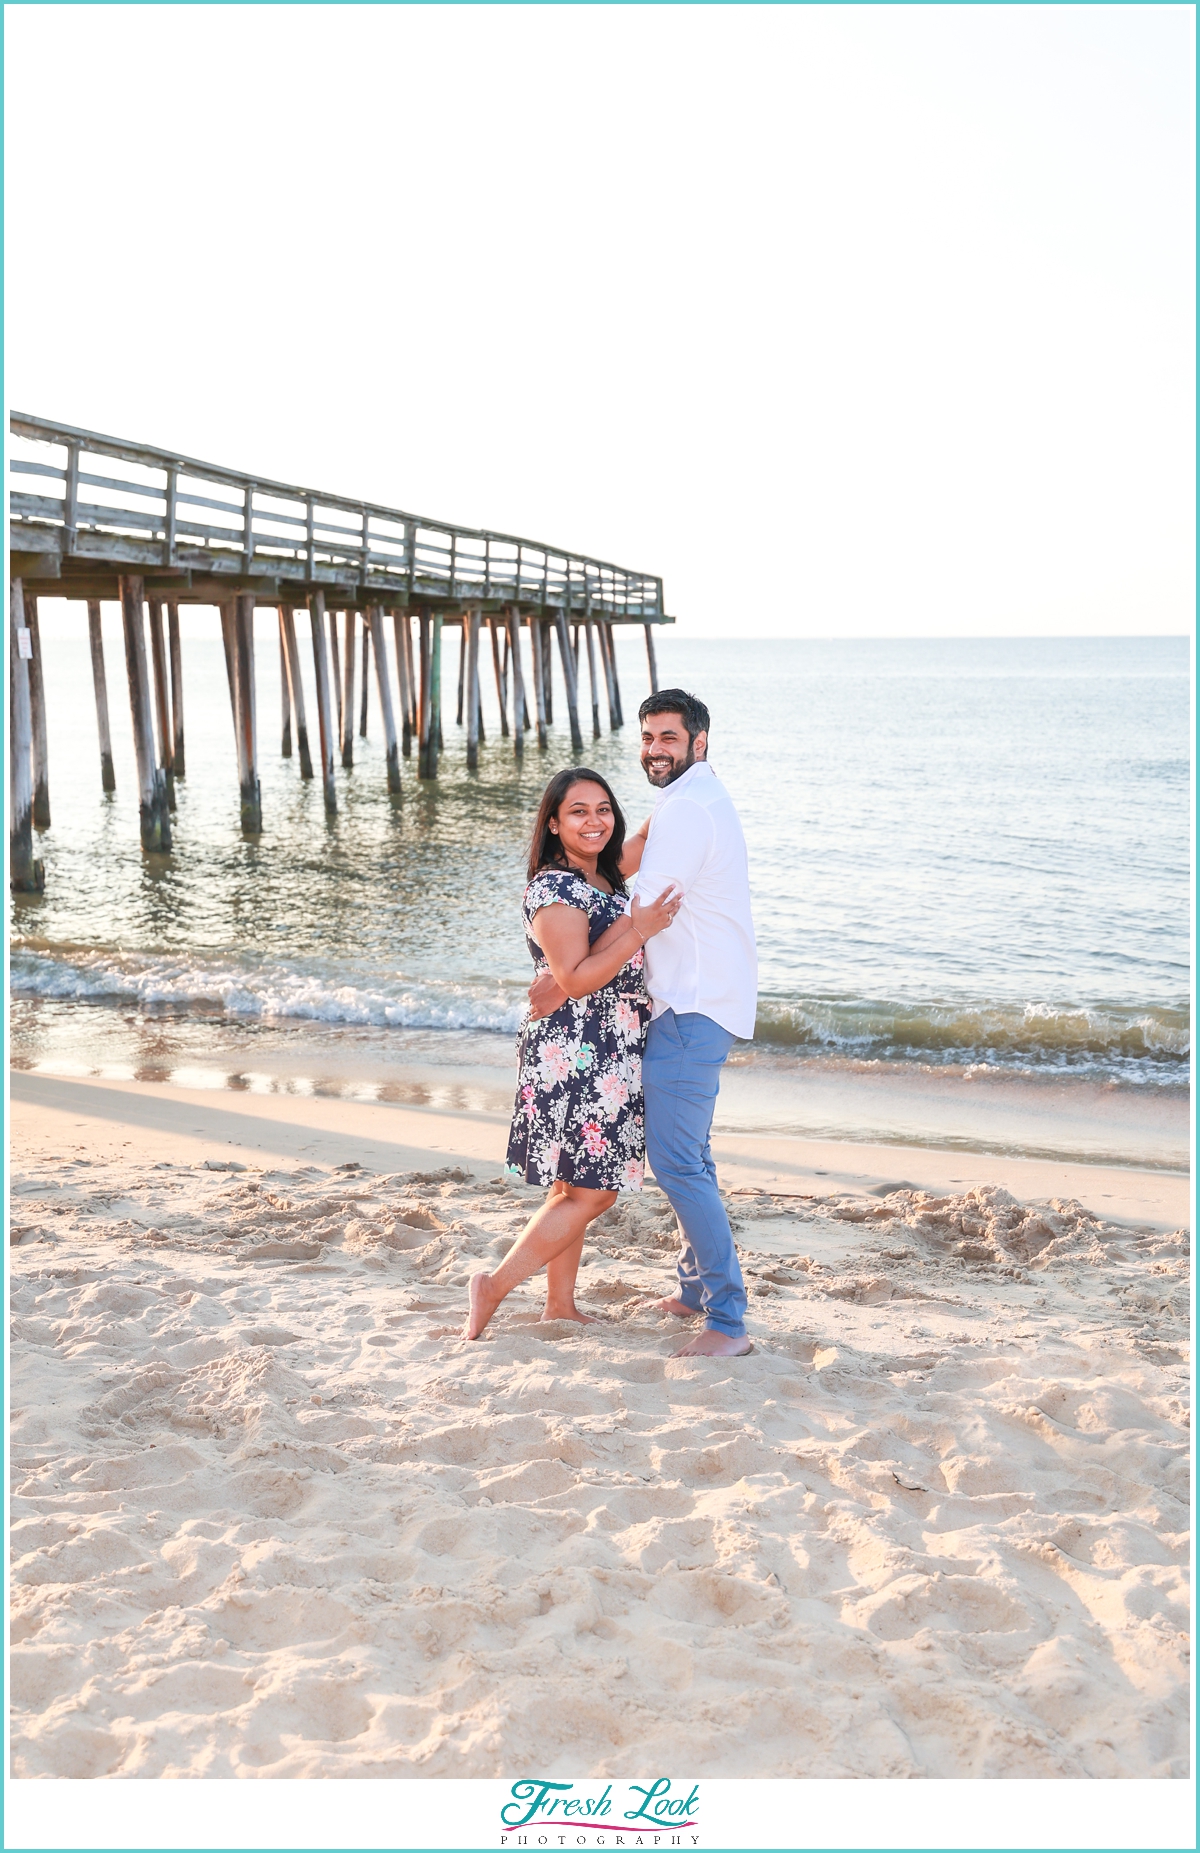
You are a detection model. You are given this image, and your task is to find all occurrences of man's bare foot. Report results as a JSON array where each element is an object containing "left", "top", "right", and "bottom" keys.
[
  {"left": 465, "top": 1271, "right": 501, "bottom": 1340},
  {"left": 540, "top": 1307, "right": 600, "bottom": 1325},
  {"left": 656, "top": 1296, "right": 702, "bottom": 1319},
  {"left": 674, "top": 1329, "right": 753, "bottom": 1357}
]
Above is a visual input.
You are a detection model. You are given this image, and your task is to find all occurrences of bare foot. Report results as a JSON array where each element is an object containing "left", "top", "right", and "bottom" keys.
[
  {"left": 541, "top": 1307, "right": 600, "bottom": 1325},
  {"left": 465, "top": 1271, "right": 501, "bottom": 1340},
  {"left": 674, "top": 1329, "right": 753, "bottom": 1357},
  {"left": 656, "top": 1296, "right": 702, "bottom": 1319}
]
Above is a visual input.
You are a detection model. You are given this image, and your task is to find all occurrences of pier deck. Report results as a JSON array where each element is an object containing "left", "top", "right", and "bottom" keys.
[{"left": 9, "top": 415, "right": 673, "bottom": 890}]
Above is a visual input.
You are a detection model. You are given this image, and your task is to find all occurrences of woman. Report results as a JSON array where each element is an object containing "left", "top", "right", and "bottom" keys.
[{"left": 465, "top": 768, "right": 679, "bottom": 1340}]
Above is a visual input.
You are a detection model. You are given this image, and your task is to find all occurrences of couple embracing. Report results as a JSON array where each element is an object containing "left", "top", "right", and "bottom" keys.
[{"left": 466, "top": 688, "right": 757, "bottom": 1358}]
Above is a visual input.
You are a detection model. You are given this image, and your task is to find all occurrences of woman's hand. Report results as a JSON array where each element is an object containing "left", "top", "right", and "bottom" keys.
[{"left": 630, "top": 884, "right": 682, "bottom": 942}]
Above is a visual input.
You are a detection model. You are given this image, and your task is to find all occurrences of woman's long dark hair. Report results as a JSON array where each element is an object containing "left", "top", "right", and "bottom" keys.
[{"left": 527, "top": 768, "right": 627, "bottom": 894}]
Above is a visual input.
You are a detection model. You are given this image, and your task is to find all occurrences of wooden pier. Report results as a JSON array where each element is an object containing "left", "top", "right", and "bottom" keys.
[{"left": 8, "top": 414, "right": 672, "bottom": 890}]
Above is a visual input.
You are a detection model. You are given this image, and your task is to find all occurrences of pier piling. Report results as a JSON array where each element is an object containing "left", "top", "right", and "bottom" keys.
[
  {"left": 556, "top": 610, "right": 585, "bottom": 754},
  {"left": 417, "top": 612, "right": 431, "bottom": 776},
  {"left": 506, "top": 609, "right": 526, "bottom": 759},
  {"left": 279, "top": 622, "right": 293, "bottom": 756},
  {"left": 329, "top": 608, "right": 343, "bottom": 745},
  {"left": 118, "top": 573, "right": 171, "bottom": 852},
  {"left": 541, "top": 622, "right": 554, "bottom": 725},
  {"left": 644, "top": 622, "right": 659, "bottom": 694},
  {"left": 146, "top": 596, "right": 176, "bottom": 809},
  {"left": 359, "top": 618, "right": 370, "bottom": 737},
  {"left": 529, "top": 616, "right": 548, "bottom": 749},
  {"left": 234, "top": 593, "right": 261, "bottom": 834},
  {"left": 340, "top": 609, "right": 355, "bottom": 768},
  {"left": 466, "top": 611, "right": 482, "bottom": 770},
  {"left": 604, "top": 622, "right": 624, "bottom": 726},
  {"left": 456, "top": 626, "right": 467, "bottom": 727},
  {"left": 367, "top": 606, "right": 402, "bottom": 794},
  {"left": 392, "top": 610, "right": 414, "bottom": 757},
  {"left": 489, "top": 617, "right": 510, "bottom": 737},
  {"left": 433, "top": 615, "right": 448, "bottom": 774},
  {"left": 219, "top": 601, "right": 238, "bottom": 742},
  {"left": 87, "top": 599, "right": 117, "bottom": 792},
  {"left": 279, "top": 606, "right": 313, "bottom": 779},
  {"left": 167, "top": 601, "right": 185, "bottom": 777},
  {"left": 584, "top": 620, "right": 601, "bottom": 738},
  {"left": 308, "top": 591, "right": 338, "bottom": 813},
  {"left": 24, "top": 593, "right": 50, "bottom": 829},
  {"left": 9, "top": 577, "right": 43, "bottom": 891}
]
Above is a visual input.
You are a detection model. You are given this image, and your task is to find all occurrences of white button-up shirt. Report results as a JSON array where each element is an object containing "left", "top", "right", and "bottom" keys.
[{"left": 632, "top": 761, "right": 758, "bottom": 1039}]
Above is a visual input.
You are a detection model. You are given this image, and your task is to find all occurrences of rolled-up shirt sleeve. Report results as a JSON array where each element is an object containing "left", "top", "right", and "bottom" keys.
[{"left": 634, "top": 796, "right": 713, "bottom": 902}]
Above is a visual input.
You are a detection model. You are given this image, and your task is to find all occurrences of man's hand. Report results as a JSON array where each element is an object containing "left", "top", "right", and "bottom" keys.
[{"left": 528, "top": 970, "right": 567, "bottom": 1020}]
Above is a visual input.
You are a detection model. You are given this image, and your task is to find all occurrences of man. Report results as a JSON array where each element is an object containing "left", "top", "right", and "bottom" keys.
[{"left": 530, "top": 688, "right": 757, "bottom": 1358}]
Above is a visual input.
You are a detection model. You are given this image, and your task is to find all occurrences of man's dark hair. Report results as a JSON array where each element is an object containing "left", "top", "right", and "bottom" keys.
[{"left": 637, "top": 688, "right": 710, "bottom": 741}]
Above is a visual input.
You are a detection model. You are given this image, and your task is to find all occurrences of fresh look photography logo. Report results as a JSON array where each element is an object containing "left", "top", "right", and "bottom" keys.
[{"left": 499, "top": 1779, "right": 701, "bottom": 1847}]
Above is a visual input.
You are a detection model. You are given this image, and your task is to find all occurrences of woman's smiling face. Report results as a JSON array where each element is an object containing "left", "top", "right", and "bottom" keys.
[{"left": 549, "top": 780, "right": 615, "bottom": 865}]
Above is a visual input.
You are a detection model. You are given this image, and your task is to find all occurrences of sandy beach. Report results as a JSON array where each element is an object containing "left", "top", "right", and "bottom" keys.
[{"left": 8, "top": 1070, "right": 1190, "bottom": 1779}]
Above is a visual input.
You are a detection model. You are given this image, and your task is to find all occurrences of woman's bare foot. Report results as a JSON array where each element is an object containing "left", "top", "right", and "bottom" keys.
[
  {"left": 656, "top": 1296, "right": 702, "bottom": 1319},
  {"left": 674, "top": 1329, "right": 753, "bottom": 1357},
  {"left": 541, "top": 1306, "right": 600, "bottom": 1325},
  {"left": 466, "top": 1272, "right": 501, "bottom": 1340}
]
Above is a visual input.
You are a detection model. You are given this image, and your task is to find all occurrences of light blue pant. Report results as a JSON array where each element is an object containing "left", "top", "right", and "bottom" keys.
[{"left": 643, "top": 1009, "right": 747, "bottom": 1337}]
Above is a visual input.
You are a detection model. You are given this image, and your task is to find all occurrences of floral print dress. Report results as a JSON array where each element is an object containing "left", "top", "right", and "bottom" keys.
[{"left": 505, "top": 867, "right": 651, "bottom": 1192}]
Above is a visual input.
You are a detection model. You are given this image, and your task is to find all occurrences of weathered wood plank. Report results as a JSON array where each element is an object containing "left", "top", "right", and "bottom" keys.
[
  {"left": 9, "top": 577, "right": 43, "bottom": 891},
  {"left": 87, "top": 600, "right": 117, "bottom": 792}
]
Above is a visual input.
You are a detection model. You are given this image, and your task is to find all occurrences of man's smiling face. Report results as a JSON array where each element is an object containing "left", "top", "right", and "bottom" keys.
[{"left": 640, "top": 711, "right": 708, "bottom": 788}]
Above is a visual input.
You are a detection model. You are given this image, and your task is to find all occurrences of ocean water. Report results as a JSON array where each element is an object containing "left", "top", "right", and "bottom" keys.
[{"left": 9, "top": 618, "right": 1191, "bottom": 1163}]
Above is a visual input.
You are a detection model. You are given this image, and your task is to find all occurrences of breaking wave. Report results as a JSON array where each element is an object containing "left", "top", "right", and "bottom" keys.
[{"left": 11, "top": 943, "right": 1188, "bottom": 1087}]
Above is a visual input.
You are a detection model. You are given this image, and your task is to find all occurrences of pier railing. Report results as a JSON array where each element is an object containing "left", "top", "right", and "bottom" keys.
[
  {"left": 9, "top": 413, "right": 672, "bottom": 890},
  {"left": 9, "top": 413, "right": 665, "bottom": 619}
]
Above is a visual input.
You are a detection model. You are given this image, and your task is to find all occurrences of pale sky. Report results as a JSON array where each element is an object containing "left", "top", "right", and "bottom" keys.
[{"left": 6, "top": 4, "right": 1195, "bottom": 638}]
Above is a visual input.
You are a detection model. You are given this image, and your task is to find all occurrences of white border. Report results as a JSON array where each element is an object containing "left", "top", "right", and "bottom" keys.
[{"left": 2, "top": 1776, "right": 1198, "bottom": 1852}]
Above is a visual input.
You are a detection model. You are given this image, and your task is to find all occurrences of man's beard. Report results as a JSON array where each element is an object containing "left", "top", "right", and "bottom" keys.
[{"left": 642, "top": 741, "right": 696, "bottom": 788}]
